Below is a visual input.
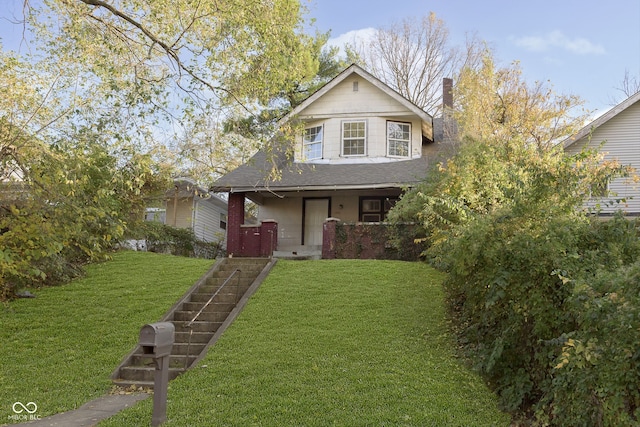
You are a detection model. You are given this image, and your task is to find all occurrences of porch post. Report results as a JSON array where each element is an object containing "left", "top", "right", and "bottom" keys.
[
  {"left": 322, "top": 218, "right": 340, "bottom": 259},
  {"left": 259, "top": 220, "right": 278, "bottom": 257},
  {"left": 227, "top": 192, "right": 245, "bottom": 256}
]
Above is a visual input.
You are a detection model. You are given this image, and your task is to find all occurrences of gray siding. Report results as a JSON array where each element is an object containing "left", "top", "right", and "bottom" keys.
[
  {"left": 193, "top": 198, "right": 227, "bottom": 243},
  {"left": 565, "top": 101, "right": 640, "bottom": 214}
]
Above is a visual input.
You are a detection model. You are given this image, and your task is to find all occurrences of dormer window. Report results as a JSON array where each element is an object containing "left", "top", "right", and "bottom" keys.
[
  {"left": 303, "top": 125, "right": 323, "bottom": 160},
  {"left": 387, "top": 121, "right": 411, "bottom": 157},
  {"left": 342, "top": 120, "right": 366, "bottom": 156}
]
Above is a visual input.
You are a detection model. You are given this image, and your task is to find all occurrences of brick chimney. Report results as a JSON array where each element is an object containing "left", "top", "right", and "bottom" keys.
[
  {"left": 441, "top": 77, "right": 458, "bottom": 149},
  {"left": 442, "top": 77, "right": 453, "bottom": 109}
]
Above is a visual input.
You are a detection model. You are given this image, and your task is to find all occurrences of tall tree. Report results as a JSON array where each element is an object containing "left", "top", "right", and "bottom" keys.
[
  {"left": 454, "top": 50, "right": 588, "bottom": 153},
  {"left": 0, "top": 0, "right": 318, "bottom": 297},
  {"left": 174, "top": 34, "right": 349, "bottom": 186},
  {"left": 222, "top": 34, "right": 349, "bottom": 139},
  {"left": 387, "top": 50, "right": 605, "bottom": 257},
  {"left": 13, "top": 0, "right": 318, "bottom": 148},
  {"left": 350, "top": 12, "right": 483, "bottom": 115}
]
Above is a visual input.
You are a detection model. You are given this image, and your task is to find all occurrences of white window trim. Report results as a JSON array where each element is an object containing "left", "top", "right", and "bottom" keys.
[
  {"left": 341, "top": 120, "right": 367, "bottom": 157},
  {"left": 387, "top": 121, "right": 411, "bottom": 158},
  {"left": 303, "top": 125, "right": 323, "bottom": 160}
]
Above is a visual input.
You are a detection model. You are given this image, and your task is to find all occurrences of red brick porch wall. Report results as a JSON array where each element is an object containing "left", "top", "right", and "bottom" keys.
[
  {"left": 322, "top": 218, "right": 422, "bottom": 261},
  {"left": 238, "top": 220, "right": 278, "bottom": 257}
]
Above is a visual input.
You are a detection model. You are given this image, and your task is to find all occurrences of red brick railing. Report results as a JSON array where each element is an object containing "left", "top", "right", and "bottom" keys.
[{"left": 322, "top": 218, "right": 422, "bottom": 261}]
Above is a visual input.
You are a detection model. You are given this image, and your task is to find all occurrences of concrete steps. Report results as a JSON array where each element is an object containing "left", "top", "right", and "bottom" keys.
[{"left": 111, "top": 257, "right": 273, "bottom": 389}]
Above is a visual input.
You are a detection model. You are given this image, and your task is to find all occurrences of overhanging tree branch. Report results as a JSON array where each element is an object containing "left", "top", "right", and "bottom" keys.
[{"left": 76, "top": 0, "right": 253, "bottom": 114}]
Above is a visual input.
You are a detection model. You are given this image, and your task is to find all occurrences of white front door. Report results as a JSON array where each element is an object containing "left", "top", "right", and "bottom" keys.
[{"left": 303, "top": 198, "right": 329, "bottom": 246}]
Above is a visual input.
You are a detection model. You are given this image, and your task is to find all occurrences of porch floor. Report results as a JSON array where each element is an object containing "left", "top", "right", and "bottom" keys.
[{"left": 273, "top": 245, "right": 322, "bottom": 260}]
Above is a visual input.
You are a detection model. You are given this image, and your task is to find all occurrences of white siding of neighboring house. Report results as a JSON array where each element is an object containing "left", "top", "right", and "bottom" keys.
[
  {"left": 165, "top": 195, "right": 228, "bottom": 243},
  {"left": 565, "top": 101, "right": 640, "bottom": 214},
  {"left": 166, "top": 198, "right": 194, "bottom": 229},
  {"left": 193, "top": 198, "right": 227, "bottom": 243},
  {"left": 296, "top": 74, "right": 423, "bottom": 162}
]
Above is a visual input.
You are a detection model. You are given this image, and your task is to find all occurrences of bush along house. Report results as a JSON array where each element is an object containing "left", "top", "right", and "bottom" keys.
[{"left": 212, "top": 64, "right": 454, "bottom": 259}]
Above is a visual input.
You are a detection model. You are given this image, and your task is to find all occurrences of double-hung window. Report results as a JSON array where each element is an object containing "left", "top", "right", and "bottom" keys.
[
  {"left": 342, "top": 120, "right": 366, "bottom": 156},
  {"left": 359, "top": 196, "right": 398, "bottom": 222},
  {"left": 303, "top": 125, "right": 323, "bottom": 160},
  {"left": 387, "top": 121, "right": 411, "bottom": 157}
]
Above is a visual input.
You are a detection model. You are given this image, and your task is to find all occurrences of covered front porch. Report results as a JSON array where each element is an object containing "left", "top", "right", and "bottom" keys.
[{"left": 225, "top": 188, "right": 403, "bottom": 258}]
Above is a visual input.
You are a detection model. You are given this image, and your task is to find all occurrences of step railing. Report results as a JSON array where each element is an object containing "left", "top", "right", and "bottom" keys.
[{"left": 183, "top": 268, "right": 241, "bottom": 370}]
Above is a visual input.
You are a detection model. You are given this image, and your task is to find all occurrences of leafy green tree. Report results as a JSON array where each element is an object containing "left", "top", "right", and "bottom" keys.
[
  {"left": 387, "top": 47, "right": 598, "bottom": 253},
  {"left": 1, "top": 122, "right": 170, "bottom": 299},
  {"left": 388, "top": 137, "right": 628, "bottom": 257},
  {"left": 25, "top": 0, "right": 317, "bottom": 107},
  {"left": 176, "top": 33, "right": 348, "bottom": 185},
  {"left": 221, "top": 34, "right": 348, "bottom": 138},
  {"left": 4, "top": 0, "right": 319, "bottom": 186},
  {"left": 1, "top": 0, "right": 319, "bottom": 297},
  {"left": 454, "top": 51, "right": 588, "bottom": 153}
]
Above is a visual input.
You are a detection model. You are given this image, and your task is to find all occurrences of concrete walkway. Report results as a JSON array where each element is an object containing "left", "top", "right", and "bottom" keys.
[{"left": 19, "top": 393, "right": 149, "bottom": 427}]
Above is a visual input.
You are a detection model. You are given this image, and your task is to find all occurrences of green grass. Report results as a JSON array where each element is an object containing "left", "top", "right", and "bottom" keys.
[
  {"left": 101, "top": 259, "right": 510, "bottom": 426},
  {"left": 0, "top": 251, "right": 214, "bottom": 421}
]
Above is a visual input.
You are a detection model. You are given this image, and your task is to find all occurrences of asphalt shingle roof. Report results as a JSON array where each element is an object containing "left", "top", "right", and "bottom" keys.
[{"left": 212, "top": 150, "right": 429, "bottom": 193}]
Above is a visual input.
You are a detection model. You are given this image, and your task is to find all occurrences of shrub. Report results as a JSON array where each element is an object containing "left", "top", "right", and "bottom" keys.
[
  {"left": 440, "top": 211, "right": 588, "bottom": 412},
  {"left": 544, "top": 219, "right": 640, "bottom": 426},
  {"left": 333, "top": 222, "right": 423, "bottom": 260},
  {"left": 126, "top": 221, "right": 224, "bottom": 259},
  {"left": 441, "top": 210, "right": 640, "bottom": 424},
  {"left": 387, "top": 135, "right": 637, "bottom": 424}
]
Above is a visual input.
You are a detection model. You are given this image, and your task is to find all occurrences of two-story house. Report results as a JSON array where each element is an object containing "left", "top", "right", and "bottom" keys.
[{"left": 213, "top": 64, "right": 443, "bottom": 257}]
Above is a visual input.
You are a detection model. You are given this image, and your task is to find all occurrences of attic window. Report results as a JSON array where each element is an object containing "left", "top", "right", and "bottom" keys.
[{"left": 353, "top": 81, "right": 359, "bottom": 92}]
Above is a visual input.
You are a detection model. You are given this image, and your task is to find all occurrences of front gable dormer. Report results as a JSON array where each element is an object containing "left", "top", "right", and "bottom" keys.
[{"left": 279, "top": 65, "right": 433, "bottom": 164}]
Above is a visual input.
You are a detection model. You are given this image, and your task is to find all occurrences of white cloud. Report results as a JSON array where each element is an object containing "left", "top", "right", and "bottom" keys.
[
  {"left": 327, "top": 28, "right": 376, "bottom": 56},
  {"left": 512, "top": 30, "right": 605, "bottom": 55}
]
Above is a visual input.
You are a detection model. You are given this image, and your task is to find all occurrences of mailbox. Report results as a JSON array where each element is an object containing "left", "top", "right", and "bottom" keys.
[{"left": 139, "top": 322, "right": 175, "bottom": 358}]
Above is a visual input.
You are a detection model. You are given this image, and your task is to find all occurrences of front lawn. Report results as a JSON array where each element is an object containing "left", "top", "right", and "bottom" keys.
[
  {"left": 101, "top": 259, "right": 509, "bottom": 426},
  {"left": 0, "top": 251, "right": 214, "bottom": 422}
]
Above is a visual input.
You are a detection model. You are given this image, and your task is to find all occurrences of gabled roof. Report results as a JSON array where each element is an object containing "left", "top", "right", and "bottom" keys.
[
  {"left": 279, "top": 63, "right": 433, "bottom": 139},
  {"left": 211, "top": 150, "right": 429, "bottom": 193},
  {"left": 167, "top": 177, "right": 227, "bottom": 208},
  {"left": 563, "top": 90, "right": 640, "bottom": 148},
  {"left": 212, "top": 64, "right": 433, "bottom": 194}
]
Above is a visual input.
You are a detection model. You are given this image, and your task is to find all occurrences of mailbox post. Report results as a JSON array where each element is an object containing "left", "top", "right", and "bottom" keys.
[{"left": 139, "top": 322, "right": 175, "bottom": 426}]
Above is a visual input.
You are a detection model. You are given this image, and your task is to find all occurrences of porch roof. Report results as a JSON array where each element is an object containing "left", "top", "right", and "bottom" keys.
[{"left": 211, "top": 150, "right": 429, "bottom": 193}]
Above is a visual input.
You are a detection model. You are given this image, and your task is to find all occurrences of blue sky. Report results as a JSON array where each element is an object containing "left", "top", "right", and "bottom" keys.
[
  {"left": 0, "top": 0, "right": 638, "bottom": 116},
  {"left": 308, "top": 0, "right": 640, "bottom": 115}
]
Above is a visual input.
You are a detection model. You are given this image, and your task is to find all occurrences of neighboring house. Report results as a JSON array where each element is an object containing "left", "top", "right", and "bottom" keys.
[
  {"left": 1, "top": 147, "right": 28, "bottom": 211},
  {"left": 563, "top": 91, "right": 640, "bottom": 216},
  {"left": 161, "top": 178, "right": 228, "bottom": 243},
  {"left": 213, "top": 64, "right": 452, "bottom": 257}
]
